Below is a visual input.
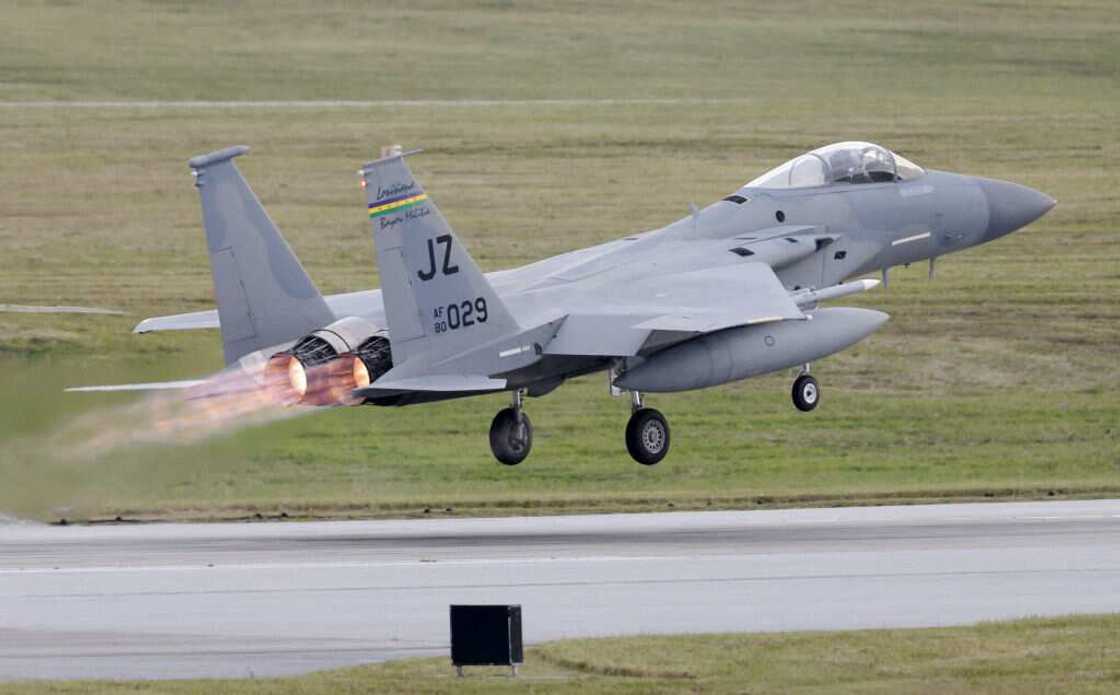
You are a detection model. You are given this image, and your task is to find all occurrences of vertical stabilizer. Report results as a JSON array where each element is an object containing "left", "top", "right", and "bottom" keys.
[
  {"left": 359, "top": 152, "right": 519, "bottom": 367},
  {"left": 189, "top": 146, "right": 334, "bottom": 364}
]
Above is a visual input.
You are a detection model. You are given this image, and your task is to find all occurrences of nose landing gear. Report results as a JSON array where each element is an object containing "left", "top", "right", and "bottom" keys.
[
  {"left": 792, "top": 365, "right": 820, "bottom": 412},
  {"left": 489, "top": 389, "right": 533, "bottom": 466},
  {"left": 625, "top": 391, "right": 670, "bottom": 466}
]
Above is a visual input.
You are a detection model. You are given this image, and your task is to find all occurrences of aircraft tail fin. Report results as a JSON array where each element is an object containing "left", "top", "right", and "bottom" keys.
[
  {"left": 189, "top": 146, "right": 335, "bottom": 364},
  {"left": 359, "top": 151, "right": 519, "bottom": 366}
]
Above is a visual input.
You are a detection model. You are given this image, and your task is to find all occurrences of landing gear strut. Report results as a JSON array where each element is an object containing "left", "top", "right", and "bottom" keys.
[
  {"left": 625, "top": 391, "right": 670, "bottom": 466},
  {"left": 792, "top": 365, "right": 820, "bottom": 412},
  {"left": 490, "top": 389, "right": 533, "bottom": 465}
]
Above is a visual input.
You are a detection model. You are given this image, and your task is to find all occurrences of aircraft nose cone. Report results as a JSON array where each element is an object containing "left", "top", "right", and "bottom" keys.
[{"left": 976, "top": 177, "right": 1056, "bottom": 240}]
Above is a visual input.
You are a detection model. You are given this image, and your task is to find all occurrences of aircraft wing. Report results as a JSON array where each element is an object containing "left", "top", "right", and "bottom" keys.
[
  {"left": 545, "top": 263, "right": 804, "bottom": 357},
  {"left": 627, "top": 263, "right": 803, "bottom": 331}
]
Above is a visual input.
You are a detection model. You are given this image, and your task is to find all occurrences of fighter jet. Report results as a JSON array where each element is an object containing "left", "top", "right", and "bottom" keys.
[{"left": 76, "top": 141, "right": 1055, "bottom": 465}]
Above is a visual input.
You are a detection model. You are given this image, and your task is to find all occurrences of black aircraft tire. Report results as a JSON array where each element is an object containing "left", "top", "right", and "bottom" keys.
[
  {"left": 625, "top": 408, "right": 670, "bottom": 466},
  {"left": 792, "top": 374, "right": 820, "bottom": 412},
  {"left": 489, "top": 407, "right": 533, "bottom": 466}
]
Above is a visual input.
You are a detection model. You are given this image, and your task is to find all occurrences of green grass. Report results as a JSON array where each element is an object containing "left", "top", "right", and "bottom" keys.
[
  {"left": 0, "top": 0, "right": 1118, "bottom": 521},
  {"left": 4, "top": 615, "right": 1118, "bottom": 693},
  {"left": 4, "top": 1, "right": 1117, "bottom": 103}
]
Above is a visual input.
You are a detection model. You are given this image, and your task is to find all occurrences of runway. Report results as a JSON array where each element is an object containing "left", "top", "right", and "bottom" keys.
[{"left": 2, "top": 500, "right": 1119, "bottom": 681}]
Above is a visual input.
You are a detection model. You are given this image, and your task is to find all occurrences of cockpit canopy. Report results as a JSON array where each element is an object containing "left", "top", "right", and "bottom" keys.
[{"left": 745, "top": 142, "right": 924, "bottom": 189}]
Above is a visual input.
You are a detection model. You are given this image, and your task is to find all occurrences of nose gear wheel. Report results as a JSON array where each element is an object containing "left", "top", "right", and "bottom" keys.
[
  {"left": 626, "top": 407, "right": 670, "bottom": 465},
  {"left": 792, "top": 374, "right": 820, "bottom": 412}
]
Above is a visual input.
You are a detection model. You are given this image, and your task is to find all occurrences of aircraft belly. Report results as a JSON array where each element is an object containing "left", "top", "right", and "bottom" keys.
[{"left": 500, "top": 355, "right": 609, "bottom": 391}]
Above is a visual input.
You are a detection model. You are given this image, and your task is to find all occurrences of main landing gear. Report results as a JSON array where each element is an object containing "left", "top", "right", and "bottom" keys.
[
  {"left": 625, "top": 391, "right": 670, "bottom": 466},
  {"left": 489, "top": 389, "right": 533, "bottom": 466},
  {"left": 792, "top": 364, "right": 820, "bottom": 412},
  {"left": 488, "top": 367, "right": 818, "bottom": 466}
]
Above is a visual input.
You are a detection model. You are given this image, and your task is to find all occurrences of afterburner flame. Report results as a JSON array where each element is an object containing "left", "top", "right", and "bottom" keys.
[
  {"left": 308, "top": 356, "right": 367, "bottom": 406},
  {"left": 58, "top": 363, "right": 308, "bottom": 458},
  {"left": 265, "top": 354, "right": 308, "bottom": 405},
  {"left": 351, "top": 355, "right": 371, "bottom": 390},
  {"left": 288, "top": 357, "right": 308, "bottom": 397},
  {"left": 56, "top": 351, "right": 381, "bottom": 458},
  {"left": 263, "top": 353, "right": 369, "bottom": 407}
]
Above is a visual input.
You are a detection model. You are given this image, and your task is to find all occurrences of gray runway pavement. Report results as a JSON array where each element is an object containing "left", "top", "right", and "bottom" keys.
[{"left": 2, "top": 500, "right": 1119, "bottom": 680}]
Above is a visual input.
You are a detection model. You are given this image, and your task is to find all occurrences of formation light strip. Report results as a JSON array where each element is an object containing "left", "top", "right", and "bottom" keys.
[{"left": 891, "top": 231, "right": 931, "bottom": 247}]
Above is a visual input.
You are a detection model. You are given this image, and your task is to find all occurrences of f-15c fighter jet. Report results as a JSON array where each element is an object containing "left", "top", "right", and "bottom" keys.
[{"left": 86, "top": 141, "right": 1055, "bottom": 465}]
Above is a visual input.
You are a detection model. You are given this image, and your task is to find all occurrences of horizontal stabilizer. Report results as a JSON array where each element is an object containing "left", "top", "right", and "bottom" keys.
[
  {"left": 133, "top": 290, "right": 386, "bottom": 334},
  {"left": 65, "top": 380, "right": 206, "bottom": 393},
  {"left": 134, "top": 310, "right": 219, "bottom": 333},
  {"left": 66, "top": 371, "right": 269, "bottom": 400}
]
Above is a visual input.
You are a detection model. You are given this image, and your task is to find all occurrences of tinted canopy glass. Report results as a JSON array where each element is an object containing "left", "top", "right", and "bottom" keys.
[{"left": 745, "top": 142, "right": 925, "bottom": 189}]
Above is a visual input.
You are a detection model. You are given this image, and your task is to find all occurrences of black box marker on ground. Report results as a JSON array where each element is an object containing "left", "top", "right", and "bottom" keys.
[{"left": 449, "top": 604, "right": 523, "bottom": 676}]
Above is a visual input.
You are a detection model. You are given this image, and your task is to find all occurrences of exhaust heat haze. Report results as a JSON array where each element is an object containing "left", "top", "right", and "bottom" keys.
[
  {"left": 0, "top": 358, "right": 362, "bottom": 521},
  {"left": 58, "top": 361, "right": 353, "bottom": 459}
]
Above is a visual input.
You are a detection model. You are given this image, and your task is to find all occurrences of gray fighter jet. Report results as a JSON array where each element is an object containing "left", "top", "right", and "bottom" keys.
[{"left": 79, "top": 141, "right": 1055, "bottom": 465}]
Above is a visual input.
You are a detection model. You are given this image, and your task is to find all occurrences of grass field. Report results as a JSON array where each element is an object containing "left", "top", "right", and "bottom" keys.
[
  {"left": 3, "top": 615, "right": 1118, "bottom": 693},
  {"left": 0, "top": 1, "right": 1118, "bottom": 521}
]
